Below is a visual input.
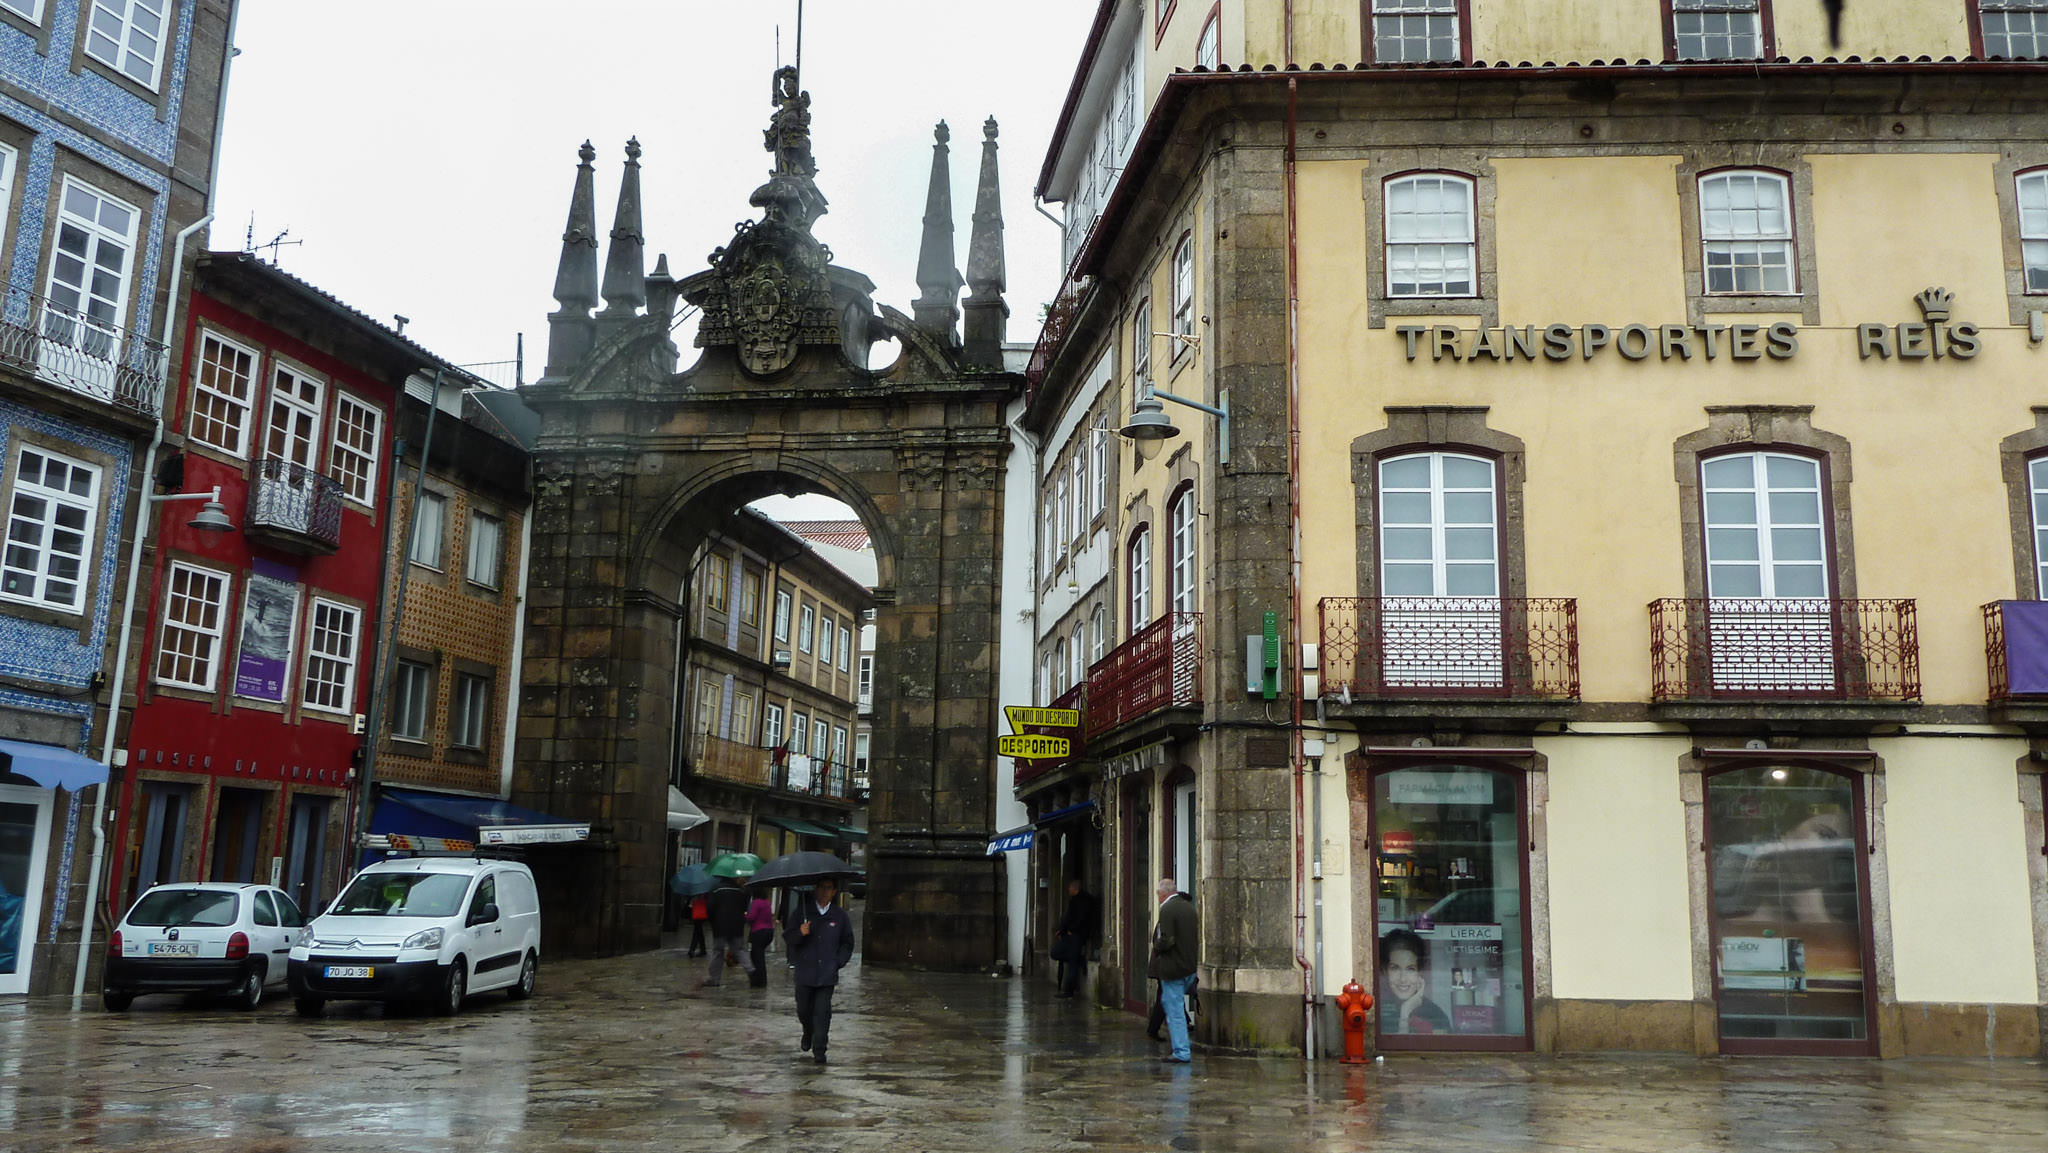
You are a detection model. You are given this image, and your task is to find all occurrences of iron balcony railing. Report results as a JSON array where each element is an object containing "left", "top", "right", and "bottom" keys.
[
  {"left": 1980, "top": 600, "right": 2048, "bottom": 704},
  {"left": 1023, "top": 226, "right": 1094, "bottom": 401},
  {"left": 774, "top": 755, "right": 854, "bottom": 802},
  {"left": 1013, "top": 682, "right": 1086, "bottom": 789},
  {"left": 1085, "top": 611, "right": 1202, "bottom": 740},
  {"left": 1648, "top": 598, "right": 1920, "bottom": 703},
  {"left": 1318, "top": 597, "right": 1580, "bottom": 700},
  {"left": 246, "top": 457, "right": 344, "bottom": 550},
  {"left": 689, "top": 733, "right": 855, "bottom": 802},
  {"left": 0, "top": 284, "right": 166, "bottom": 416}
]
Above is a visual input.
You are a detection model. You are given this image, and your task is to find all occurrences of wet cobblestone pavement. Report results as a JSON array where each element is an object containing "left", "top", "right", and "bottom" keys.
[{"left": 5, "top": 930, "right": 2048, "bottom": 1151}]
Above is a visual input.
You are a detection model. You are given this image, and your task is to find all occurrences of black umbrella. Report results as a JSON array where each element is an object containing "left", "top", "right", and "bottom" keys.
[{"left": 747, "top": 850, "right": 860, "bottom": 889}]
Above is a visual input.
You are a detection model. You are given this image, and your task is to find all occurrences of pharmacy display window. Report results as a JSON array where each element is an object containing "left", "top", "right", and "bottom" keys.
[
  {"left": 1704, "top": 761, "right": 1878, "bottom": 1055},
  {"left": 1368, "top": 761, "right": 1532, "bottom": 1051}
]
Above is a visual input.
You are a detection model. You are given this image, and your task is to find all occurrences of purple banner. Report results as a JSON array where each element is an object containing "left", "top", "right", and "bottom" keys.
[{"left": 233, "top": 559, "right": 299, "bottom": 702}]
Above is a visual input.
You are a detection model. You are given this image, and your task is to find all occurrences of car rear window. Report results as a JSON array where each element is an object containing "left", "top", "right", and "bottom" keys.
[
  {"left": 332, "top": 871, "right": 472, "bottom": 918},
  {"left": 127, "top": 890, "right": 238, "bottom": 927}
]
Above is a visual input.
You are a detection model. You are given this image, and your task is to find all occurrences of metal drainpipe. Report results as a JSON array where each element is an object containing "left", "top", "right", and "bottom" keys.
[
  {"left": 498, "top": 478, "right": 535, "bottom": 796},
  {"left": 1283, "top": 71, "right": 1315, "bottom": 1058},
  {"left": 72, "top": 212, "right": 214, "bottom": 1003},
  {"left": 352, "top": 370, "right": 443, "bottom": 854}
]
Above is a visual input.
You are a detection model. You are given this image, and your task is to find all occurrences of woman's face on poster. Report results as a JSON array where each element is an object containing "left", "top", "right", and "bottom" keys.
[{"left": 1385, "top": 945, "right": 1425, "bottom": 1002}]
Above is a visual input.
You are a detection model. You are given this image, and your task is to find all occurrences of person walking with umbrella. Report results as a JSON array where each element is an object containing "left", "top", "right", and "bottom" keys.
[
  {"left": 701, "top": 853, "right": 763, "bottom": 987},
  {"left": 782, "top": 869, "right": 855, "bottom": 1065}
]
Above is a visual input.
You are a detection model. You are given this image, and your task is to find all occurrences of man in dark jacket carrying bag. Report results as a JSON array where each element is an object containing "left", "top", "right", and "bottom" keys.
[
  {"left": 703, "top": 878, "right": 751, "bottom": 987},
  {"left": 785, "top": 877, "right": 856, "bottom": 1065}
]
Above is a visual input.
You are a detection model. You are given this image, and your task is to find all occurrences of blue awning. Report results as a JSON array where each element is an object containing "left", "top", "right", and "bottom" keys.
[
  {"left": 986, "top": 826, "right": 1035, "bottom": 855},
  {"left": 0, "top": 738, "right": 108, "bottom": 791},
  {"left": 1033, "top": 799, "right": 1098, "bottom": 827},
  {"left": 370, "top": 787, "right": 590, "bottom": 849}
]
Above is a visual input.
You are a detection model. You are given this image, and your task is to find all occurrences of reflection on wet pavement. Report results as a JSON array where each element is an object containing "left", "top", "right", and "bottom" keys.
[{"left": 4, "top": 933, "right": 2048, "bottom": 1151}]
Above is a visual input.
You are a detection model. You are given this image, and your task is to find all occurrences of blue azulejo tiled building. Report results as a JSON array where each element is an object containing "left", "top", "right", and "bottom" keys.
[{"left": 0, "top": 0, "right": 235, "bottom": 997}]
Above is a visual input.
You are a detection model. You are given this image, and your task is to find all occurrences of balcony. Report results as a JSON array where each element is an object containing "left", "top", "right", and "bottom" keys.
[
  {"left": 688, "top": 733, "right": 855, "bottom": 803},
  {"left": 1319, "top": 597, "right": 1579, "bottom": 701},
  {"left": 1648, "top": 598, "right": 1919, "bottom": 703},
  {"left": 1023, "top": 230, "right": 1093, "bottom": 402},
  {"left": 1982, "top": 601, "right": 2048, "bottom": 711},
  {"left": 1085, "top": 611, "right": 1202, "bottom": 740},
  {"left": 244, "top": 457, "right": 344, "bottom": 554},
  {"left": 0, "top": 285, "right": 166, "bottom": 417}
]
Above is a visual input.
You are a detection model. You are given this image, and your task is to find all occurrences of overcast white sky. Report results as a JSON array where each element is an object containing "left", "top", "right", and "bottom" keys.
[{"left": 210, "top": 1, "right": 1097, "bottom": 382}]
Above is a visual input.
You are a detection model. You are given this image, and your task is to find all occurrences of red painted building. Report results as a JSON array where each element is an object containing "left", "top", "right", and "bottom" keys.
[{"left": 107, "top": 253, "right": 447, "bottom": 918}]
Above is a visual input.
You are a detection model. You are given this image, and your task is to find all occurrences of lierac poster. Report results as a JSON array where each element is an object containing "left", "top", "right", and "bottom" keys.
[{"left": 234, "top": 559, "right": 299, "bottom": 702}]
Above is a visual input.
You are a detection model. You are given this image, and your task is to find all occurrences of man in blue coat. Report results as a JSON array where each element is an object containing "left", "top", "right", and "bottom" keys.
[{"left": 784, "top": 876, "right": 855, "bottom": 1065}]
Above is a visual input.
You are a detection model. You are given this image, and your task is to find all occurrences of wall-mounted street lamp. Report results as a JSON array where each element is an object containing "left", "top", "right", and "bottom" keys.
[
  {"left": 153, "top": 485, "right": 236, "bottom": 533},
  {"left": 1120, "top": 330, "right": 1229, "bottom": 465}
]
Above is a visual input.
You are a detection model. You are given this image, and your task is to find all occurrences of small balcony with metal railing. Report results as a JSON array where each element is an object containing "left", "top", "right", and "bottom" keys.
[
  {"left": 244, "top": 457, "right": 345, "bottom": 554},
  {"left": 1083, "top": 610, "right": 1203, "bottom": 742},
  {"left": 1318, "top": 597, "right": 1579, "bottom": 721},
  {"left": 687, "top": 733, "right": 856, "bottom": 805},
  {"left": 1648, "top": 598, "right": 1920, "bottom": 720},
  {"left": 0, "top": 284, "right": 167, "bottom": 419}
]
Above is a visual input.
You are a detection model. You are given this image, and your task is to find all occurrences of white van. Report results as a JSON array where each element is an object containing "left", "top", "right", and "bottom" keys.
[{"left": 287, "top": 856, "right": 541, "bottom": 1016}]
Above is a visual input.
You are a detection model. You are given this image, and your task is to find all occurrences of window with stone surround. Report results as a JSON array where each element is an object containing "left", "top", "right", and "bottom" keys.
[
  {"left": 45, "top": 177, "right": 138, "bottom": 355},
  {"left": 1170, "top": 234, "right": 1195, "bottom": 362},
  {"left": 773, "top": 588, "right": 792, "bottom": 642},
  {"left": 0, "top": 144, "right": 16, "bottom": 267},
  {"left": 741, "top": 569, "right": 762, "bottom": 626},
  {"left": 1977, "top": 0, "right": 2048, "bottom": 57},
  {"left": 1698, "top": 170, "right": 1797, "bottom": 295},
  {"left": 2, "top": 445, "right": 99, "bottom": 613},
  {"left": 839, "top": 624, "right": 852, "bottom": 672},
  {"left": 799, "top": 603, "right": 815, "bottom": 653},
  {"left": 302, "top": 598, "right": 360, "bottom": 714},
  {"left": 764, "top": 703, "right": 784, "bottom": 748},
  {"left": 1128, "top": 524, "right": 1153, "bottom": 635},
  {"left": 2020, "top": 169, "right": 2048, "bottom": 293},
  {"left": 1668, "top": 0, "right": 1770, "bottom": 61},
  {"left": 187, "top": 332, "right": 258, "bottom": 458},
  {"left": 451, "top": 671, "right": 491, "bottom": 751},
  {"left": 1351, "top": 408, "right": 1528, "bottom": 603},
  {"left": 1367, "top": 0, "right": 1466, "bottom": 63},
  {"left": 408, "top": 490, "right": 447, "bottom": 569},
  {"left": 466, "top": 510, "right": 502, "bottom": 589},
  {"left": 1169, "top": 484, "right": 1197, "bottom": 612},
  {"left": 156, "top": 562, "right": 229, "bottom": 691},
  {"left": 1384, "top": 173, "right": 1476, "bottom": 299},
  {"left": 0, "top": 1, "right": 44, "bottom": 23},
  {"left": 84, "top": 0, "right": 168, "bottom": 88},
  {"left": 704, "top": 552, "right": 729, "bottom": 613}
]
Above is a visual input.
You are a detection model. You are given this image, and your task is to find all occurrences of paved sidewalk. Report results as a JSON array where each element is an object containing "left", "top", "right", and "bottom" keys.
[{"left": 3, "top": 935, "right": 2047, "bottom": 1152}]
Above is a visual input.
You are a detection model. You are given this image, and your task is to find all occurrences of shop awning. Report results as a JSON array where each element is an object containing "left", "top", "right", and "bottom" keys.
[
  {"left": 1034, "top": 799, "right": 1098, "bottom": 827},
  {"left": 370, "top": 787, "right": 591, "bottom": 850},
  {"left": 0, "top": 738, "right": 108, "bottom": 791},
  {"left": 832, "top": 823, "right": 868, "bottom": 842},
  {"left": 668, "top": 786, "right": 709, "bottom": 832},
  {"left": 986, "top": 826, "right": 1035, "bottom": 855},
  {"left": 759, "top": 815, "right": 840, "bottom": 838}
]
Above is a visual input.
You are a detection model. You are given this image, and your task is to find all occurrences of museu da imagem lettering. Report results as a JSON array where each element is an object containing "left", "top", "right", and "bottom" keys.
[{"left": 1394, "top": 288, "right": 1981, "bottom": 365}]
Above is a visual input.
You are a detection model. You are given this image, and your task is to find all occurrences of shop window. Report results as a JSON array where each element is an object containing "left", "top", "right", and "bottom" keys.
[
  {"left": 1703, "top": 762, "right": 1873, "bottom": 1053},
  {"left": 1384, "top": 174, "right": 1476, "bottom": 298},
  {"left": 1669, "top": 0, "right": 1769, "bottom": 61},
  {"left": 329, "top": 393, "right": 381, "bottom": 504},
  {"left": 2, "top": 445, "right": 100, "bottom": 613},
  {"left": 0, "top": 787, "right": 52, "bottom": 995},
  {"left": 1128, "top": 524, "right": 1153, "bottom": 634},
  {"left": 2020, "top": 169, "right": 2048, "bottom": 292},
  {"left": 1698, "top": 170, "right": 1796, "bottom": 295},
  {"left": 156, "top": 561, "right": 229, "bottom": 690},
  {"left": 1368, "top": 0, "right": 1465, "bottom": 63},
  {"left": 1977, "top": 0, "right": 2048, "bottom": 57},
  {"left": 188, "top": 331, "right": 258, "bottom": 458},
  {"left": 302, "top": 599, "right": 360, "bottom": 714},
  {"left": 1370, "top": 762, "right": 1529, "bottom": 1048}
]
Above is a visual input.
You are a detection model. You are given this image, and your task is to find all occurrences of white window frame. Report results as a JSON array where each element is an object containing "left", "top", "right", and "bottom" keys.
[
  {"left": 44, "top": 175, "right": 139, "bottom": 351},
  {"left": 741, "top": 570, "right": 762, "bottom": 626},
  {"left": 1054, "top": 470, "right": 1069, "bottom": 559},
  {"left": 1070, "top": 623, "right": 1087, "bottom": 687},
  {"left": 819, "top": 612, "right": 835, "bottom": 666},
  {"left": 858, "top": 654, "right": 873, "bottom": 699},
  {"left": 798, "top": 603, "right": 815, "bottom": 653},
  {"left": 155, "top": 561, "right": 228, "bottom": 691},
  {"left": 1701, "top": 451, "right": 1828, "bottom": 601},
  {"left": 0, "top": 1, "right": 46, "bottom": 24},
  {"left": 838, "top": 624, "right": 852, "bottom": 672},
  {"left": 763, "top": 703, "right": 785, "bottom": 749},
  {"left": 1169, "top": 486, "right": 1198, "bottom": 613},
  {"left": 1981, "top": 0, "right": 2048, "bottom": 58},
  {"left": 1384, "top": 173, "right": 1477, "bottom": 299},
  {"left": 84, "top": 0, "right": 169, "bottom": 88},
  {"left": 187, "top": 330, "right": 258, "bottom": 458},
  {"left": 1091, "top": 605, "right": 1108, "bottom": 663},
  {"left": 1197, "top": 12, "right": 1221, "bottom": 67},
  {"left": 329, "top": 393, "right": 381, "bottom": 505},
  {"left": 704, "top": 552, "right": 729, "bottom": 613},
  {"left": 2032, "top": 456, "right": 2048, "bottom": 598},
  {"left": 451, "top": 672, "right": 491, "bottom": 751},
  {"left": 773, "top": 588, "right": 792, "bottom": 642},
  {"left": 2, "top": 446, "right": 100, "bottom": 613},
  {"left": 811, "top": 718, "right": 830, "bottom": 761},
  {"left": 1371, "top": 0, "right": 1461, "bottom": 63},
  {"left": 302, "top": 598, "right": 361, "bottom": 714},
  {"left": 1092, "top": 416, "right": 1110, "bottom": 516},
  {"left": 1698, "top": 170, "right": 1797, "bottom": 295},
  {"left": 409, "top": 489, "right": 447, "bottom": 569},
  {"left": 2020, "top": 169, "right": 2048, "bottom": 294},
  {"left": 1132, "top": 300, "right": 1152, "bottom": 386},
  {"left": 466, "top": 510, "right": 502, "bottom": 589},
  {"left": 1671, "top": 0, "right": 1764, "bottom": 60},
  {"left": 264, "top": 364, "right": 325, "bottom": 470},
  {"left": 1053, "top": 638, "right": 1069, "bottom": 694},
  {"left": 1378, "top": 452, "right": 1499, "bottom": 598},
  {"left": 1128, "top": 526, "right": 1153, "bottom": 634},
  {"left": 732, "top": 691, "right": 756, "bottom": 744},
  {"left": 0, "top": 143, "right": 17, "bottom": 265},
  {"left": 392, "top": 659, "right": 432, "bottom": 742},
  {"left": 831, "top": 725, "right": 848, "bottom": 767},
  {"left": 1170, "top": 235, "right": 1195, "bottom": 357},
  {"left": 1070, "top": 452, "right": 1088, "bottom": 544}
]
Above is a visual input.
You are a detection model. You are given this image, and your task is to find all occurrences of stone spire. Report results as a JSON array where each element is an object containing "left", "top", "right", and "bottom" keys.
[
  {"left": 544, "top": 141, "right": 601, "bottom": 378},
  {"left": 962, "top": 117, "right": 1009, "bottom": 371},
  {"left": 912, "top": 121, "right": 963, "bottom": 343},
  {"left": 600, "top": 137, "right": 646, "bottom": 319}
]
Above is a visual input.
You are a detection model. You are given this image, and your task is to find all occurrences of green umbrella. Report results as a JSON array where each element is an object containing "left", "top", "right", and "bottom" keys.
[{"left": 706, "top": 852, "right": 764, "bottom": 879}]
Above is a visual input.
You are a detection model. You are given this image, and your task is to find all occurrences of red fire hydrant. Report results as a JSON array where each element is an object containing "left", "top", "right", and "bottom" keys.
[{"left": 1336, "top": 979, "right": 1375, "bottom": 1064}]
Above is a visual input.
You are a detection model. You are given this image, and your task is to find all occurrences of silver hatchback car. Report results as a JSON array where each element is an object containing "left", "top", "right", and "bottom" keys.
[{"left": 103, "top": 883, "right": 306, "bottom": 1011}]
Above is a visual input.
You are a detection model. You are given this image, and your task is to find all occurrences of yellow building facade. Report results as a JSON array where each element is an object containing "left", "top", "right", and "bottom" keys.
[{"left": 1023, "top": 0, "right": 2048, "bottom": 1056}]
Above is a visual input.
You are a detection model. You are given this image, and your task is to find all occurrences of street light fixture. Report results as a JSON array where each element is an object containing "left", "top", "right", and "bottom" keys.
[
  {"left": 1119, "top": 382, "right": 1229, "bottom": 466},
  {"left": 153, "top": 485, "right": 235, "bottom": 533}
]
